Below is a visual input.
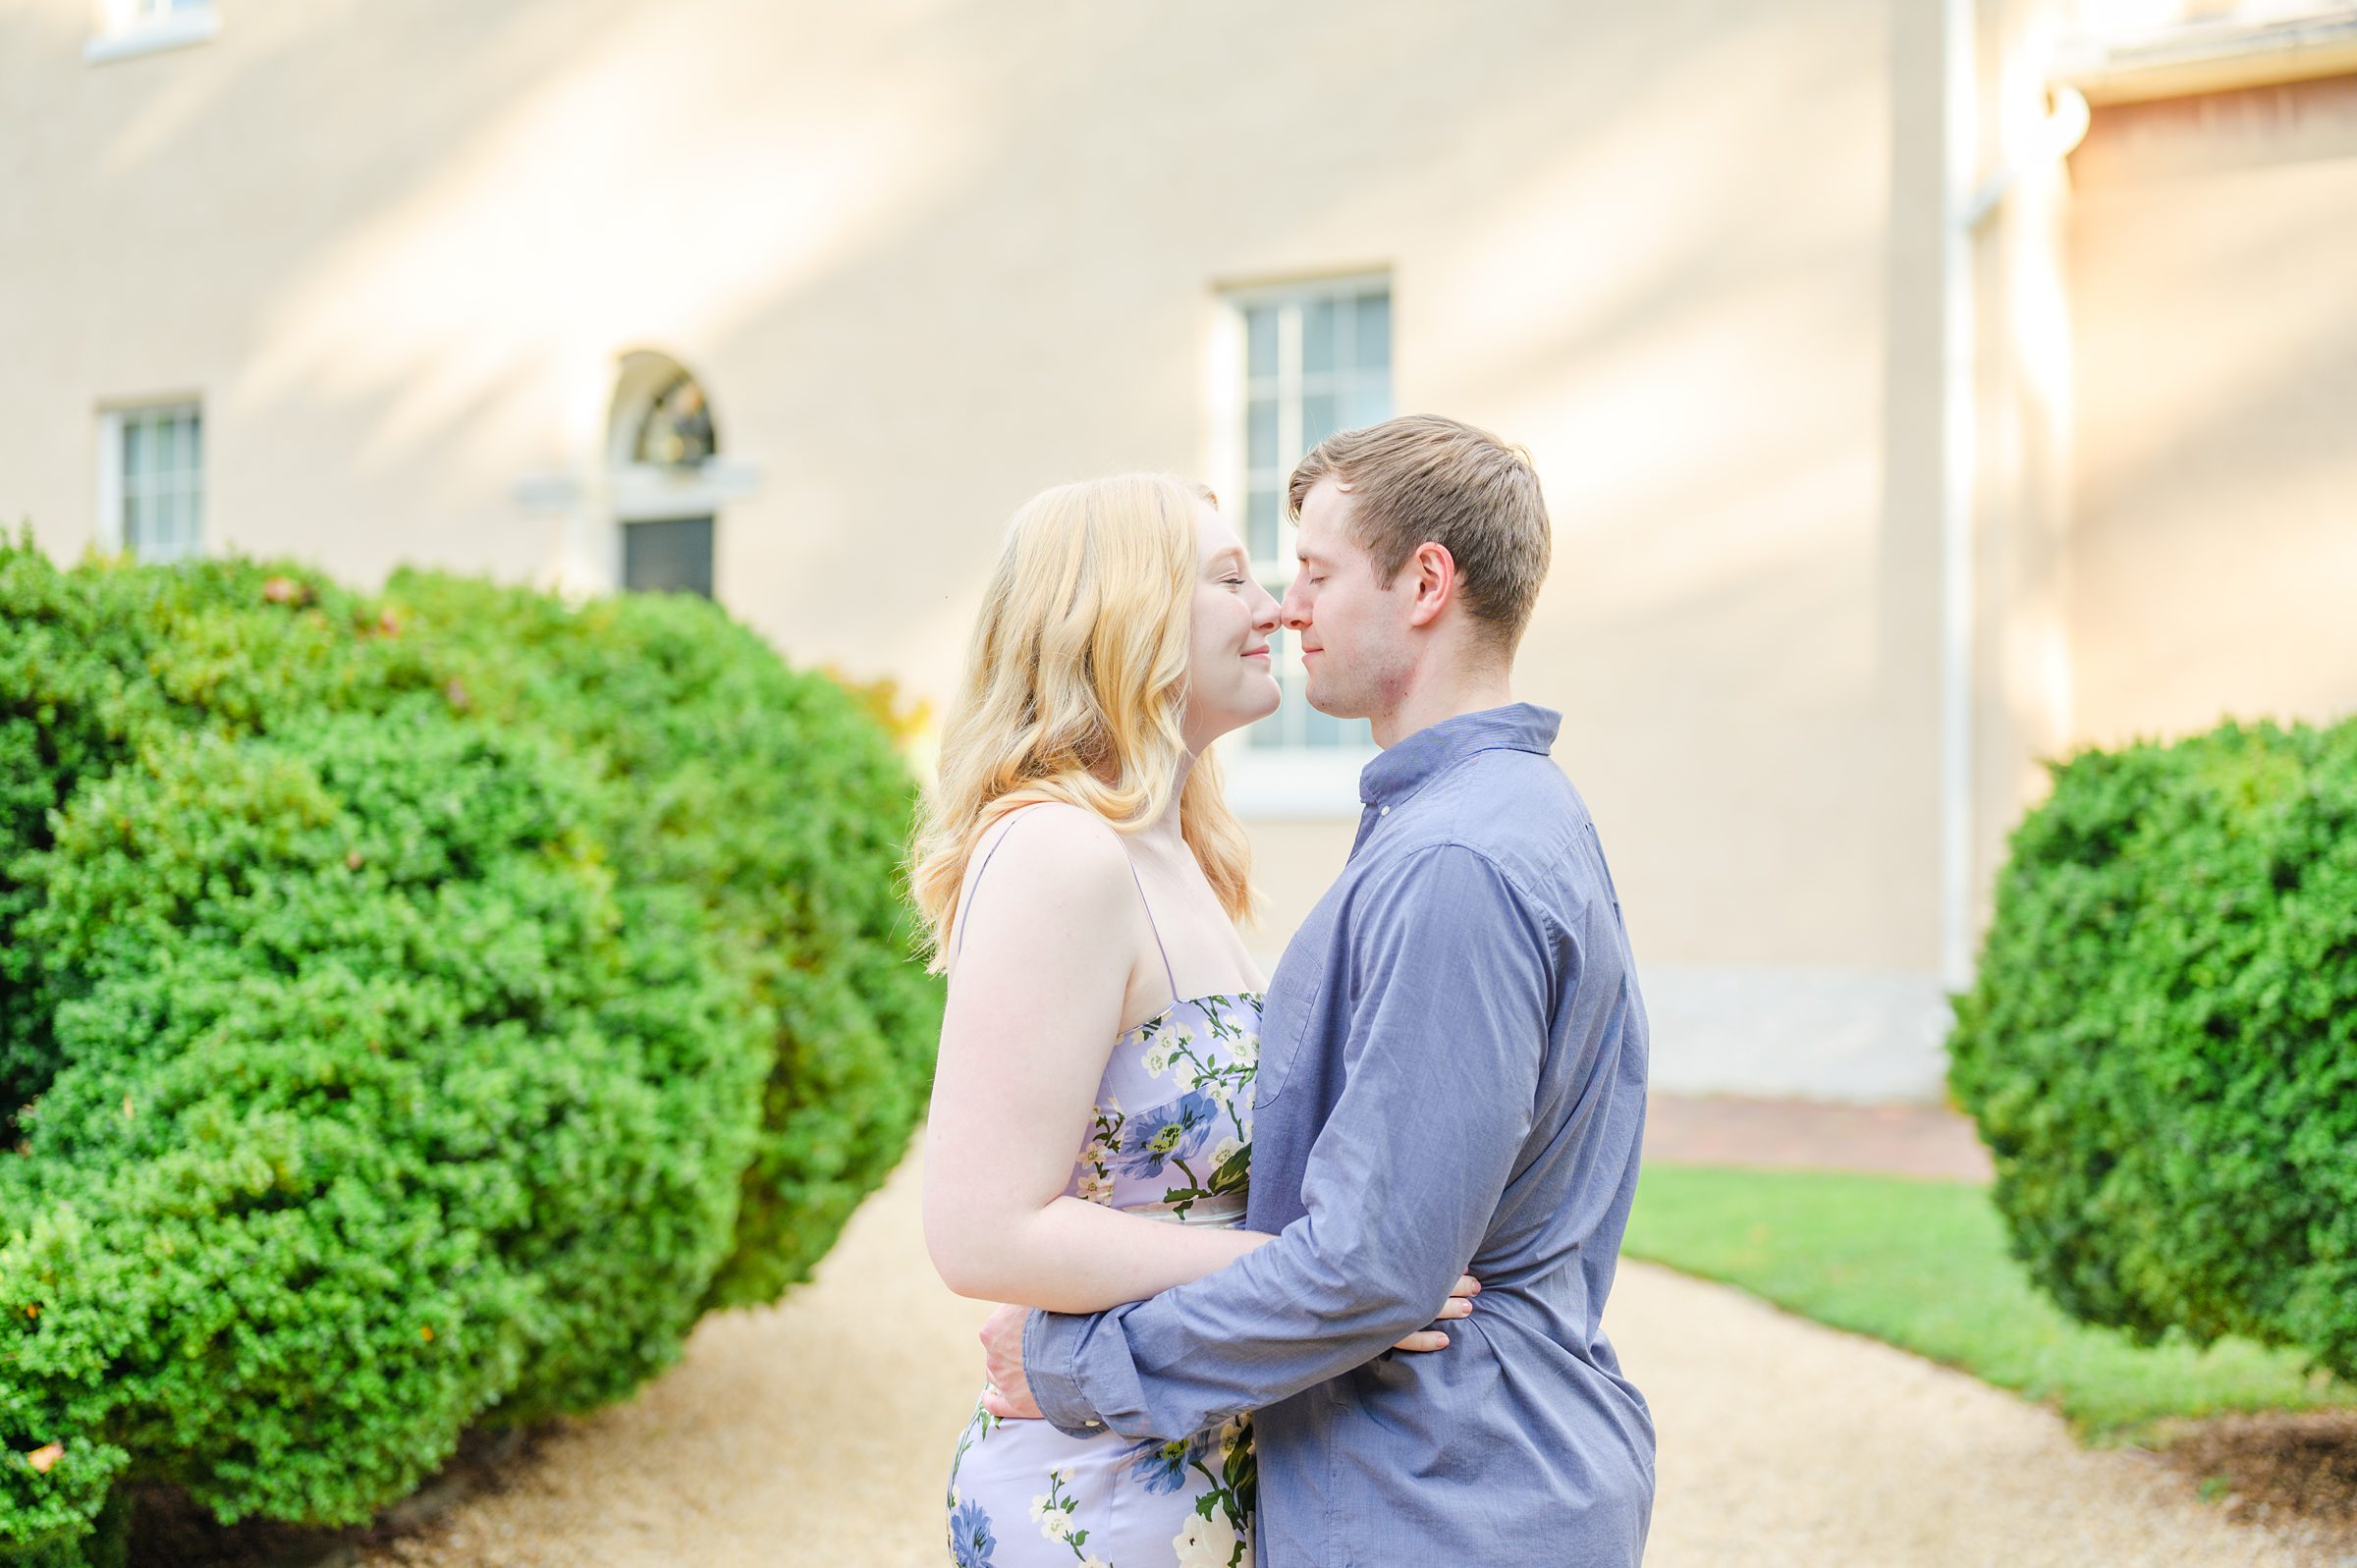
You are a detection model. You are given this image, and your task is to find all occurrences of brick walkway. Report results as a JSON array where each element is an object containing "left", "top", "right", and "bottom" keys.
[{"left": 1643, "top": 1091, "right": 1994, "bottom": 1182}]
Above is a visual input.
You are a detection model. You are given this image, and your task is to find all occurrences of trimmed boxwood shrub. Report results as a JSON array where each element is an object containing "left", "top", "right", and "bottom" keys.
[
  {"left": 1948, "top": 717, "right": 2357, "bottom": 1382},
  {"left": 0, "top": 537, "right": 941, "bottom": 1562},
  {"left": 372, "top": 570, "right": 943, "bottom": 1308}
]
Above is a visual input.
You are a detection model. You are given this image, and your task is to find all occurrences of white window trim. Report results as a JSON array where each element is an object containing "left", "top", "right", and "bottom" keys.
[
  {"left": 85, "top": 1, "right": 221, "bottom": 65},
  {"left": 1216, "top": 736, "right": 1380, "bottom": 820},
  {"left": 94, "top": 414, "right": 125, "bottom": 554},
  {"left": 95, "top": 398, "right": 204, "bottom": 559}
]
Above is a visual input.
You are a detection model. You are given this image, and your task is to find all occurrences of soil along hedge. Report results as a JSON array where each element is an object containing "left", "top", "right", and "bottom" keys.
[
  {"left": 0, "top": 539, "right": 941, "bottom": 1562},
  {"left": 1948, "top": 718, "right": 2357, "bottom": 1384}
]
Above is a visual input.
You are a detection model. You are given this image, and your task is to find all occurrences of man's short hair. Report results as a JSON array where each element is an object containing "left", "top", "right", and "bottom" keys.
[{"left": 1287, "top": 414, "right": 1551, "bottom": 654}]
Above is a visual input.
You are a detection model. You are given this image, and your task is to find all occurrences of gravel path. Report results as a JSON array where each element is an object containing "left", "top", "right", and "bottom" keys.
[{"left": 351, "top": 1147, "right": 2324, "bottom": 1568}]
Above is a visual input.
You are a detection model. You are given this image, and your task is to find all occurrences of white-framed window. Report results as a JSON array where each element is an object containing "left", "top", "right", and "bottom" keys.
[
  {"left": 86, "top": 0, "right": 221, "bottom": 65},
  {"left": 97, "top": 402, "right": 204, "bottom": 563},
  {"left": 1212, "top": 274, "right": 1392, "bottom": 813}
]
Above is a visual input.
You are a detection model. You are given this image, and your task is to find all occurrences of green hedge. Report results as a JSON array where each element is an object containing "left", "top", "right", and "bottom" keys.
[
  {"left": 1948, "top": 717, "right": 2357, "bottom": 1384},
  {"left": 0, "top": 538, "right": 942, "bottom": 1561}
]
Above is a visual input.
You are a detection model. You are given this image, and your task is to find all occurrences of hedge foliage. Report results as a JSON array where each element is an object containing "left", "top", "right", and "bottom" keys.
[
  {"left": 1948, "top": 717, "right": 2357, "bottom": 1384},
  {"left": 0, "top": 537, "right": 942, "bottom": 1561}
]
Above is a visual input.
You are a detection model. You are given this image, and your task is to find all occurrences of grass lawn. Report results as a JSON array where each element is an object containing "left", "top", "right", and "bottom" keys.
[{"left": 1620, "top": 1163, "right": 2357, "bottom": 1442}]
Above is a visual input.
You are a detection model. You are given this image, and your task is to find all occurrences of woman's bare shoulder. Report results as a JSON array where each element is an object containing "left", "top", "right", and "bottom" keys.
[{"left": 959, "top": 802, "right": 1135, "bottom": 928}]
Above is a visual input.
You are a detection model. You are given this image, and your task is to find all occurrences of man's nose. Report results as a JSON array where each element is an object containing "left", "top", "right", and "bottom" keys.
[{"left": 1279, "top": 581, "right": 1310, "bottom": 630}]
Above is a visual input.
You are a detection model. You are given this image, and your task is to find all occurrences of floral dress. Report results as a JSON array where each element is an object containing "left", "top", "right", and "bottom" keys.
[{"left": 945, "top": 992, "right": 1262, "bottom": 1568}]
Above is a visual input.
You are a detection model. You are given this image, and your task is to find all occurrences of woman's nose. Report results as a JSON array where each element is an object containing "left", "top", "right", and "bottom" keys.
[
  {"left": 1253, "top": 582, "right": 1282, "bottom": 630},
  {"left": 1276, "top": 583, "right": 1309, "bottom": 630}
]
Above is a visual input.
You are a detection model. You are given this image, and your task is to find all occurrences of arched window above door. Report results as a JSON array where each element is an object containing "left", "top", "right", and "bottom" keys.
[{"left": 607, "top": 351, "right": 737, "bottom": 598}]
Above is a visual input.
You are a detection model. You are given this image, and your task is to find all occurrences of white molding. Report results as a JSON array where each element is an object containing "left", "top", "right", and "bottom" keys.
[
  {"left": 85, "top": 3, "right": 220, "bottom": 65},
  {"left": 1219, "top": 744, "right": 1376, "bottom": 820},
  {"left": 1640, "top": 965, "right": 1956, "bottom": 1104},
  {"left": 2056, "top": 11, "right": 2357, "bottom": 104},
  {"left": 608, "top": 456, "right": 760, "bottom": 522},
  {"left": 512, "top": 471, "right": 585, "bottom": 512},
  {"left": 1215, "top": 268, "right": 1393, "bottom": 312}
]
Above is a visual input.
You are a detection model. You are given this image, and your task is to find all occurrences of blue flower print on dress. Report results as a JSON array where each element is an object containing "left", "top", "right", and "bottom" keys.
[
  {"left": 1123, "top": 1428, "right": 1215, "bottom": 1495},
  {"left": 949, "top": 1495, "right": 998, "bottom": 1567},
  {"left": 1117, "top": 1088, "right": 1220, "bottom": 1179},
  {"left": 941, "top": 991, "right": 1262, "bottom": 1568}
]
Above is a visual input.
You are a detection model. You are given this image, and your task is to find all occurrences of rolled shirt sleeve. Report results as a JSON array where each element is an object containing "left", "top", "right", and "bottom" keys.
[{"left": 1025, "top": 842, "right": 1563, "bottom": 1440}]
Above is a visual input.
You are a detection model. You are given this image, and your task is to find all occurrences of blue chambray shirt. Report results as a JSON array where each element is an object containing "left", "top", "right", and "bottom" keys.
[{"left": 1025, "top": 703, "right": 1655, "bottom": 1566}]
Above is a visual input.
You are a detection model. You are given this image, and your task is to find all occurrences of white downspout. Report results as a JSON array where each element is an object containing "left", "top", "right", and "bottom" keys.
[{"left": 1942, "top": 0, "right": 2091, "bottom": 992}]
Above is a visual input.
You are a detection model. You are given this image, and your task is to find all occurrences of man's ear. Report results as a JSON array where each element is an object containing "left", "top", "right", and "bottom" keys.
[{"left": 1404, "top": 541, "right": 1456, "bottom": 630}]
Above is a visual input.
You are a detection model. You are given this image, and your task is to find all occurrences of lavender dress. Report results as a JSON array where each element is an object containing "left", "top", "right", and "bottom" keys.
[{"left": 944, "top": 820, "right": 1260, "bottom": 1568}]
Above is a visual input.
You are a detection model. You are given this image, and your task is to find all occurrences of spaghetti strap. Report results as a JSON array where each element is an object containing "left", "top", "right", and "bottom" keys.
[
  {"left": 951, "top": 807, "right": 1043, "bottom": 961},
  {"left": 1119, "top": 851, "right": 1181, "bottom": 1007},
  {"left": 953, "top": 807, "right": 1180, "bottom": 1007}
]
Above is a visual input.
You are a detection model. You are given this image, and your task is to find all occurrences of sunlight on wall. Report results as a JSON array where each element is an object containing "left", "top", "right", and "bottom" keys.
[
  {"left": 231, "top": 4, "right": 978, "bottom": 478},
  {"left": 1429, "top": 13, "right": 1889, "bottom": 705}
]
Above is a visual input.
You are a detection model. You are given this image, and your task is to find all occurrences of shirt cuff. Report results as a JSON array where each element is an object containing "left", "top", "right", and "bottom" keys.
[{"left": 1022, "top": 1307, "right": 1107, "bottom": 1438}]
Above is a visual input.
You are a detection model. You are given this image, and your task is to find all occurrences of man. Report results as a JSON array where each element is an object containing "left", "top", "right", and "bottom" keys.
[{"left": 980, "top": 414, "right": 1655, "bottom": 1565}]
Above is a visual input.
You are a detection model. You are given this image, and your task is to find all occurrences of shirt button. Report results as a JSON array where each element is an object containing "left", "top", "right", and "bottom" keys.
[
  {"left": 1379, "top": 805, "right": 1390, "bottom": 815},
  {"left": 1085, "top": 1419, "right": 1101, "bottom": 1428}
]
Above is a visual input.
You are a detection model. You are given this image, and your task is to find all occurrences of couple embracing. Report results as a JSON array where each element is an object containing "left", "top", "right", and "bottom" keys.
[{"left": 912, "top": 415, "right": 1655, "bottom": 1567}]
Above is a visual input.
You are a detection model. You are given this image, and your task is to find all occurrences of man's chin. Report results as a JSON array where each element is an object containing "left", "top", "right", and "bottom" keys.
[{"left": 1300, "top": 683, "right": 1354, "bottom": 721}]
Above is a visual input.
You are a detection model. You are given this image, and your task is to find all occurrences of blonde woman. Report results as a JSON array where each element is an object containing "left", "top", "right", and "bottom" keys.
[{"left": 913, "top": 474, "right": 1471, "bottom": 1568}]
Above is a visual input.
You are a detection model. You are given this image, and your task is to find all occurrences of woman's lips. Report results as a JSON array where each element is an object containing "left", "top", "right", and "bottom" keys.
[{"left": 1242, "top": 647, "right": 1271, "bottom": 661}]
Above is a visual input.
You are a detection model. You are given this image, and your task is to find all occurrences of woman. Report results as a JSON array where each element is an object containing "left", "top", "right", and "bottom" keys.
[{"left": 910, "top": 474, "right": 1471, "bottom": 1568}]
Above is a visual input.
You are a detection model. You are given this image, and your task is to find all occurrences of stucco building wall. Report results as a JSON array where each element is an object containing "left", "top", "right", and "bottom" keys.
[
  {"left": 5, "top": 0, "right": 2352, "bottom": 1099},
  {"left": 2065, "top": 73, "right": 2357, "bottom": 750}
]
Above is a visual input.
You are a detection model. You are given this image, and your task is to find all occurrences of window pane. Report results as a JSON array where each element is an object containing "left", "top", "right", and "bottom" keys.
[
  {"left": 1246, "top": 306, "right": 1279, "bottom": 379},
  {"left": 1344, "top": 371, "right": 1393, "bottom": 430},
  {"left": 1302, "top": 390, "right": 1340, "bottom": 450},
  {"left": 1249, "top": 626, "right": 1301, "bottom": 748},
  {"left": 1246, "top": 485, "right": 1282, "bottom": 564},
  {"left": 1304, "top": 701, "right": 1343, "bottom": 748},
  {"left": 623, "top": 515, "right": 715, "bottom": 597},
  {"left": 1246, "top": 396, "right": 1278, "bottom": 471},
  {"left": 1301, "top": 298, "right": 1337, "bottom": 375},
  {"left": 1355, "top": 293, "right": 1391, "bottom": 369},
  {"left": 113, "top": 405, "right": 202, "bottom": 560}
]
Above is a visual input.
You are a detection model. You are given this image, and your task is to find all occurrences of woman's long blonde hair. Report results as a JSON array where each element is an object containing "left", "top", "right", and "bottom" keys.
[{"left": 908, "top": 472, "right": 1256, "bottom": 971}]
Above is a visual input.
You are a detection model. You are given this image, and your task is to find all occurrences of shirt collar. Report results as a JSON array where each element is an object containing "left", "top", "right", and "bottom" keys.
[{"left": 1357, "top": 701, "right": 1562, "bottom": 809}]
